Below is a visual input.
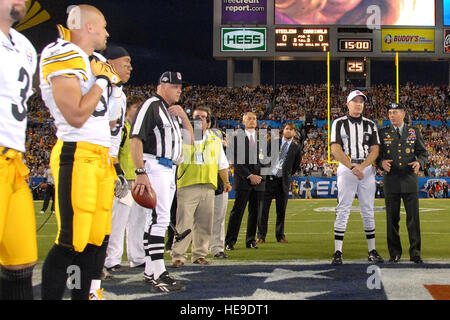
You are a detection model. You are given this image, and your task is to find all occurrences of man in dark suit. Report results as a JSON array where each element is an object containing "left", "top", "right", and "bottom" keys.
[
  {"left": 377, "top": 102, "right": 428, "bottom": 264},
  {"left": 225, "top": 112, "right": 267, "bottom": 250},
  {"left": 257, "top": 123, "right": 302, "bottom": 243}
]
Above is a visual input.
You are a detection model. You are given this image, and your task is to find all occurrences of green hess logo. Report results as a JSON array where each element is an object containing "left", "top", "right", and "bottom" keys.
[{"left": 221, "top": 28, "right": 266, "bottom": 51}]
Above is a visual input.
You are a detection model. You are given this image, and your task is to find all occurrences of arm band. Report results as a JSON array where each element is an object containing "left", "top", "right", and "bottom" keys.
[{"left": 114, "top": 163, "right": 124, "bottom": 176}]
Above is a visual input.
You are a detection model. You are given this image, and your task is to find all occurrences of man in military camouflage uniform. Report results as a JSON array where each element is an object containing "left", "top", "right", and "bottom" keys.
[{"left": 377, "top": 102, "right": 428, "bottom": 264}]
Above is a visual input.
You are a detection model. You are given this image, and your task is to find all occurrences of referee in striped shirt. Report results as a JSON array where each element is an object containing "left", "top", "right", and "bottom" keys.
[
  {"left": 130, "top": 71, "right": 193, "bottom": 292},
  {"left": 330, "top": 90, "right": 384, "bottom": 265}
]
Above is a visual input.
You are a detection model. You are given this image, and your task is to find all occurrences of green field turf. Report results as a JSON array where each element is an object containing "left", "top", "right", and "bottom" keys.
[{"left": 34, "top": 199, "right": 450, "bottom": 264}]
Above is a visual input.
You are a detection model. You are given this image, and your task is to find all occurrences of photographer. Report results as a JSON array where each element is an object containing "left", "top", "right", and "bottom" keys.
[
  {"left": 171, "top": 106, "right": 231, "bottom": 267},
  {"left": 209, "top": 126, "right": 231, "bottom": 259}
]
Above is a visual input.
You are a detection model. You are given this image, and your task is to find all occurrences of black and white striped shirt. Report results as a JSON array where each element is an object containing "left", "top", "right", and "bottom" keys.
[
  {"left": 330, "top": 115, "right": 380, "bottom": 160},
  {"left": 130, "top": 94, "right": 183, "bottom": 162}
]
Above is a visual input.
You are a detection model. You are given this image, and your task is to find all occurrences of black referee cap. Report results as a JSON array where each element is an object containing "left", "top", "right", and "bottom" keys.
[{"left": 159, "top": 71, "right": 184, "bottom": 85}]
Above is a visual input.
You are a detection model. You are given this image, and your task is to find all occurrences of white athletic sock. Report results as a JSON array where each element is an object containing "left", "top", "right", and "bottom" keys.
[
  {"left": 152, "top": 259, "right": 166, "bottom": 280},
  {"left": 334, "top": 229, "right": 344, "bottom": 252},
  {"left": 365, "top": 229, "right": 376, "bottom": 252},
  {"left": 90, "top": 279, "right": 101, "bottom": 293},
  {"left": 334, "top": 240, "right": 343, "bottom": 253},
  {"left": 367, "top": 238, "right": 376, "bottom": 252},
  {"left": 144, "top": 256, "right": 152, "bottom": 277}
]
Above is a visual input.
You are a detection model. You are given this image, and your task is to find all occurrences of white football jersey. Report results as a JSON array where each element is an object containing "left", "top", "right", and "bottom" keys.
[
  {"left": 109, "top": 93, "right": 127, "bottom": 158},
  {"left": 0, "top": 28, "right": 37, "bottom": 152},
  {"left": 39, "top": 39, "right": 111, "bottom": 148}
]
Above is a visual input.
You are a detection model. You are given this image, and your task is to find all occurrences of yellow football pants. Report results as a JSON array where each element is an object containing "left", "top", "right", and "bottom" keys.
[
  {"left": 50, "top": 140, "right": 115, "bottom": 253},
  {"left": 0, "top": 147, "right": 37, "bottom": 266}
]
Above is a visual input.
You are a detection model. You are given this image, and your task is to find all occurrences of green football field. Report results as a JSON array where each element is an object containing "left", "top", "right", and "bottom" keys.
[{"left": 34, "top": 198, "right": 450, "bottom": 263}]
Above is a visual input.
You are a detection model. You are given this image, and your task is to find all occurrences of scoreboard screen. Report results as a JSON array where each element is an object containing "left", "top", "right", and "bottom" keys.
[
  {"left": 345, "top": 58, "right": 367, "bottom": 81},
  {"left": 346, "top": 60, "right": 365, "bottom": 73},
  {"left": 275, "top": 28, "right": 329, "bottom": 52},
  {"left": 338, "top": 39, "right": 372, "bottom": 52}
]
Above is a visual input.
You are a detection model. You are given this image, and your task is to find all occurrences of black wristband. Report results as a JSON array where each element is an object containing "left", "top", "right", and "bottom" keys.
[{"left": 114, "top": 163, "right": 124, "bottom": 176}]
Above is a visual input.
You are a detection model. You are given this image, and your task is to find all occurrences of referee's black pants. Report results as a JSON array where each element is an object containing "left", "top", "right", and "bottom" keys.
[{"left": 385, "top": 192, "right": 421, "bottom": 259}]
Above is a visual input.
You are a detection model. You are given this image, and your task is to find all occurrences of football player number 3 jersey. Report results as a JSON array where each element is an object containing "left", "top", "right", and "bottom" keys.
[
  {"left": 0, "top": 29, "right": 37, "bottom": 153},
  {"left": 39, "top": 39, "right": 111, "bottom": 148}
]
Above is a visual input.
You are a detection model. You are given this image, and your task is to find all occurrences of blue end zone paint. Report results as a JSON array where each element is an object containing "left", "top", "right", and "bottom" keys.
[
  {"left": 101, "top": 264, "right": 388, "bottom": 300},
  {"left": 32, "top": 262, "right": 450, "bottom": 300}
]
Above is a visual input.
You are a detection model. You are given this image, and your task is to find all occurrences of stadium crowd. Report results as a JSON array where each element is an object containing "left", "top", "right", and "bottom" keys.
[{"left": 25, "top": 83, "right": 449, "bottom": 196}]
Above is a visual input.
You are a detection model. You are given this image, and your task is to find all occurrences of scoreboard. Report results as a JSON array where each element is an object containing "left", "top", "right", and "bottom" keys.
[
  {"left": 216, "top": 26, "right": 447, "bottom": 58},
  {"left": 346, "top": 59, "right": 365, "bottom": 73},
  {"left": 213, "top": 0, "right": 448, "bottom": 87},
  {"left": 275, "top": 28, "right": 329, "bottom": 52},
  {"left": 338, "top": 39, "right": 372, "bottom": 52},
  {"left": 214, "top": 0, "right": 448, "bottom": 59}
]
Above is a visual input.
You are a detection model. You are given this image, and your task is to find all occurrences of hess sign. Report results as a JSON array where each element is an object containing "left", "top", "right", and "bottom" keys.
[
  {"left": 275, "top": 28, "right": 329, "bottom": 52},
  {"left": 221, "top": 28, "right": 267, "bottom": 51}
]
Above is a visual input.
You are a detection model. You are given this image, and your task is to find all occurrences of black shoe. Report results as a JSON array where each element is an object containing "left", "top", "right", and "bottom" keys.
[
  {"left": 171, "top": 260, "right": 185, "bottom": 268},
  {"left": 331, "top": 251, "right": 343, "bottom": 265},
  {"left": 410, "top": 256, "right": 423, "bottom": 264},
  {"left": 143, "top": 273, "right": 155, "bottom": 285},
  {"left": 151, "top": 271, "right": 186, "bottom": 293},
  {"left": 246, "top": 242, "right": 258, "bottom": 249},
  {"left": 214, "top": 252, "right": 228, "bottom": 259},
  {"left": 368, "top": 250, "right": 384, "bottom": 264},
  {"left": 225, "top": 244, "right": 235, "bottom": 251},
  {"left": 389, "top": 255, "right": 401, "bottom": 263}
]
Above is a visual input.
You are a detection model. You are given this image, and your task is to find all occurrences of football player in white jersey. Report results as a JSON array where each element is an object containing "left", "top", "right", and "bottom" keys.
[
  {"left": 0, "top": 0, "right": 38, "bottom": 300},
  {"left": 89, "top": 45, "right": 137, "bottom": 300},
  {"left": 39, "top": 4, "right": 122, "bottom": 300}
]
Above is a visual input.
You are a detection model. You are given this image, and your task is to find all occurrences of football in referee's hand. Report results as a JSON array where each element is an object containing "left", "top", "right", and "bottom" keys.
[{"left": 132, "top": 186, "right": 157, "bottom": 209}]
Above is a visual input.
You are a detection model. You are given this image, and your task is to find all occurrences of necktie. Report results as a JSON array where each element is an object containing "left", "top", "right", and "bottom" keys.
[
  {"left": 276, "top": 142, "right": 288, "bottom": 177},
  {"left": 249, "top": 134, "right": 255, "bottom": 148},
  {"left": 396, "top": 127, "right": 401, "bottom": 138}
]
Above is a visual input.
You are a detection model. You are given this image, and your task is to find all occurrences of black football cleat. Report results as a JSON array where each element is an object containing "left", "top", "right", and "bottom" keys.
[
  {"left": 151, "top": 271, "right": 186, "bottom": 293},
  {"left": 368, "top": 250, "right": 384, "bottom": 264},
  {"left": 331, "top": 251, "right": 343, "bottom": 265}
]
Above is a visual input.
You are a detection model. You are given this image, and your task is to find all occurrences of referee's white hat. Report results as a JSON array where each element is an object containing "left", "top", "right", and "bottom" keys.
[{"left": 346, "top": 90, "right": 367, "bottom": 103}]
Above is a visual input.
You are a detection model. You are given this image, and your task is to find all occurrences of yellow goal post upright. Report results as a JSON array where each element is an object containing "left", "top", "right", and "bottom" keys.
[
  {"left": 395, "top": 52, "right": 399, "bottom": 104},
  {"left": 327, "top": 51, "right": 339, "bottom": 164}
]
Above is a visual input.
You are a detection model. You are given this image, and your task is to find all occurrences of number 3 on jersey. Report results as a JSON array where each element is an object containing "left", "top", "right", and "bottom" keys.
[{"left": 12, "top": 67, "right": 30, "bottom": 122}]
